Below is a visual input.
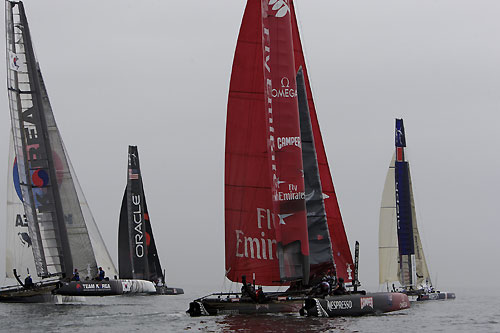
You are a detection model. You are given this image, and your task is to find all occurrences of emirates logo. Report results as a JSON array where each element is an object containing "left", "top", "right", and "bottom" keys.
[{"left": 269, "top": 0, "right": 290, "bottom": 18}]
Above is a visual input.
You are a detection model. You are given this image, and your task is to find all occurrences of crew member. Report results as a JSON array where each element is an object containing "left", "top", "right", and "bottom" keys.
[
  {"left": 71, "top": 269, "right": 80, "bottom": 281},
  {"left": 332, "top": 277, "right": 347, "bottom": 295},
  {"left": 96, "top": 267, "right": 105, "bottom": 281},
  {"left": 24, "top": 275, "right": 34, "bottom": 289}
]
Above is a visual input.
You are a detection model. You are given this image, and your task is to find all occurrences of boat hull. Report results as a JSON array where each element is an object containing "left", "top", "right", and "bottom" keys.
[
  {"left": 187, "top": 296, "right": 305, "bottom": 316},
  {"left": 155, "top": 286, "right": 184, "bottom": 295},
  {"left": 55, "top": 279, "right": 156, "bottom": 296},
  {"left": 0, "top": 283, "right": 59, "bottom": 303},
  {"left": 301, "top": 292, "right": 410, "bottom": 317},
  {"left": 416, "top": 292, "right": 455, "bottom": 301}
]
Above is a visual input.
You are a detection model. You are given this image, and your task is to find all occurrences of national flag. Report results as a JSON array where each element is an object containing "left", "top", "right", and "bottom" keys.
[{"left": 129, "top": 168, "right": 139, "bottom": 180}]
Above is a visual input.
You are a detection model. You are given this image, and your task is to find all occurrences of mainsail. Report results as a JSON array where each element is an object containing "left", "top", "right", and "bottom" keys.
[
  {"left": 289, "top": 2, "right": 354, "bottom": 283},
  {"left": 225, "top": 0, "right": 310, "bottom": 286},
  {"left": 5, "top": 132, "right": 37, "bottom": 280},
  {"left": 379, "top": 118, "right": 431, "bottom": 288},
  {"left": 119, "top": 146, "right": 163, "bottom": 282},
  {"left": 5, "top": 1, "right": 110, "bottom": 279}
]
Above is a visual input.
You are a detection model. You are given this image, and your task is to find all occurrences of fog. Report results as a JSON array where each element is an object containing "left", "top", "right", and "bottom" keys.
[{"left": 1, "top": 0, "right": 499, "bottom": 292}]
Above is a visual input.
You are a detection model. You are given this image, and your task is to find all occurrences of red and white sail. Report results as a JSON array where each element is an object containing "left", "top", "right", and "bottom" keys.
[{"left": 225, "top": 0, "right": 309, "bottom": 286}]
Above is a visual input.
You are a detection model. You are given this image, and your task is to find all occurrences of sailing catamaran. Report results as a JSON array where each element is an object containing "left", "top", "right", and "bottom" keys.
[
  {"left": 118, "top": 146, "right": 183, "bottom": 295},
  {"left": 0, "top": 0, "right": 155, "bottom": 301},
  {"left": 187, "top": 0, "right": 409, "bottom": 316},
  {"left": 379, "top": 118, "right": 455, "bottom": 301}
]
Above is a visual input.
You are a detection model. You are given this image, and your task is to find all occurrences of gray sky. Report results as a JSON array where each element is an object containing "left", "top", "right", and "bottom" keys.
[{"left": 1, "top": 0, "right": 499, "bottom": 291}]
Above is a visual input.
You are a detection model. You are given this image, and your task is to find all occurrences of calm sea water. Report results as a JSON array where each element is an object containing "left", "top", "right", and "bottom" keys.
[{"left": 0, "top": 285, "right": 497, "bottom": 332}]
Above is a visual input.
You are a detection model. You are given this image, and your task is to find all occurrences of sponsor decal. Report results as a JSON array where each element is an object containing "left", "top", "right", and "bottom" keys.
[
  {"left": 399, "top": 300, "right": 408, "bottom": 309},
  {"left": 277, "top": 296, "right": 288, "bottom": 301},
  {"left": 276, "top": 136, "right": 300, "bottom": 150},
  {"left": 360, "top": 297, "right": 374, "bottom": 309},
  {"left": 235, "top": 208, "right": 278, "bottom": 260},
  {"left": 268, "top": 0, "right": 290, "bottom": 18},
  {"left": 122, "top": 281, "right": 131, "bottom": 292},
  {"left": 272, "top": 77, "right": 296, "bottom": 99},
  {"left": 81, "top": 283, "right": 111, "bottom": 291},
  {"left": 327, "top": 299, "right": 353, "bottom": 311},
  {"left": 17, "top": 232, "right": 32, "bottom": 247},
  {"left": 131, "top": 194, "right": 144, "bottom": 258},
  {"left": 230, "top": 298, "right": 240, "bottom": 302}
]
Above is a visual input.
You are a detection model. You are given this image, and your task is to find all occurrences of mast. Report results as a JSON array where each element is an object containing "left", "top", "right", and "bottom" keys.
[{"left": 394, "top": 118, "right": 415, "bottom": 288}]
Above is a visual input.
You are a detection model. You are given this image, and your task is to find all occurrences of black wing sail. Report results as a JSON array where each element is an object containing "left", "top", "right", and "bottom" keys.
[
  {"left": 296, "top": 67, "right": 335, "bottom": 281},
  {"left": 118, "top": 188, "right": 132, "bottom": 279},
  {"left": 124, "top": 146, "right": 150, "bottom": 279}
]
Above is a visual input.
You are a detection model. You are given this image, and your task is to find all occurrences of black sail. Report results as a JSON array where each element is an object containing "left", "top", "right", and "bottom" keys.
[
  {"left": 118, "top": 189, "right": 132, "bottom": 278},
  {"left": 142, "top": 189, "right": 163, "bottom": 282},
  {"left": 118, "top": 146, "right": 163, "bottom": 282},
  {"left": 296, "top": 68, "right": 335, "bottom": 280}
]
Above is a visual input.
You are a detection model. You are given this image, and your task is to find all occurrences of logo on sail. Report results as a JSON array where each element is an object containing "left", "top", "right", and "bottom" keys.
[
  {"left": 269, "top": 0, "right": 290, "bottom": 18},
  {"left": 272, "top": 77, "right": 296, "bottom": 98},
  {"left": 18, "top": 232, "right": 32, "bottom": 247},
  {"left": 9, "top": 51, "right": 20, "bottom": 71}
]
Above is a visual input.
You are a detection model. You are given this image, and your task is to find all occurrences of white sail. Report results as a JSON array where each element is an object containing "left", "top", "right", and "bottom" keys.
[
  {"left": 5, "top": 132, "right": 37, "bottom": 280},
  {"left": 408, "top": 165, "right": 431, "bottom": 287},
  {"left": 378, "top": 153, "right": 400, "bottom": 285},
  {"left": 64, "top": 143, "right": 118, "bottom": 278}
]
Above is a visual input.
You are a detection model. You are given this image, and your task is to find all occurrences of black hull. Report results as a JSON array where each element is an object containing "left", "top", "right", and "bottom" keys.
[
  {"left": 55, "top": 279, "right": 156, "bottom": 296},
  {"left": 416, "top": 292, "right": 455, "bottom": 301},
  {"left": 187, "top": 294, "right": 305, "bottom": 316},
  {"left": 155, "top": 286, "right": 184, "bottom": 295},
  {"left": 301, "top": 292, "right": 410, "bottom": 317}
]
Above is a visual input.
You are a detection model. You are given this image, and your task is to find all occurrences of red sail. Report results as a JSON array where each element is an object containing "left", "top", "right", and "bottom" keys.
[
  {"left": 225, "top": 0, "right": 309, "bottom": 286},
  {"left": 289, "top": 1, "right": 354, "bottom": 282},
  {"left": 262, "top": 0, "right": 309, "bottom": 283}
]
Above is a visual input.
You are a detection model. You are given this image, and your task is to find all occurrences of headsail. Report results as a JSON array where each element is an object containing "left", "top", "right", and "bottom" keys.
[
  {"left": 289, "top": 2, "right": 354, "bottom": 282},
  {"left": 6, "top": 1, "right": 99, "bottom": 279},
  {"left": 296, "top": 67, "right": 335, "bottom": 280},
  {"left": 378, "top": 153, "right": 399, "bottom": 285},
  {"left": 119, "top": 146, "right": 162, "bottom": 282},
  {"left": 225, "top": 0, "right": 309, "bottom": 286}
]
